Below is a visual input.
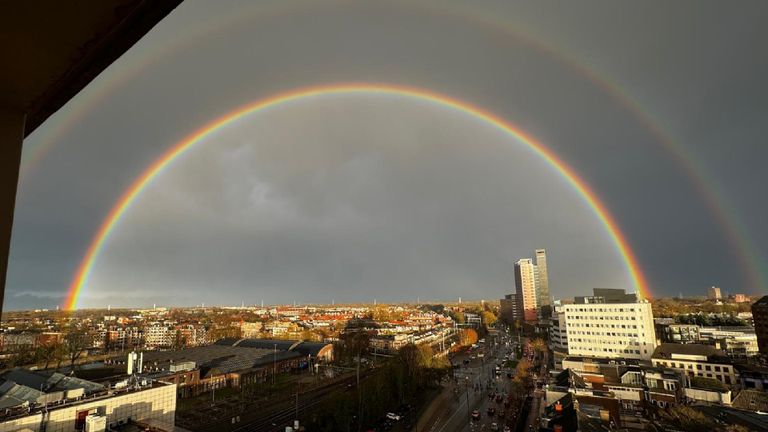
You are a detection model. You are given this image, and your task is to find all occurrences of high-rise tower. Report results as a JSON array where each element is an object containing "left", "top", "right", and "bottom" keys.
[
  {"left": 515, "top": 258, "right": 538, "bottom": 322},
  {"left": 535, "top": 249, "right": 550, "bottom": 307}
]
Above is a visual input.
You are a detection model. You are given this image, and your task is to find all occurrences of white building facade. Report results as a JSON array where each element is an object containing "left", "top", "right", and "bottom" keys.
[{"left": 563, "top": 301, "right": 657, "bottom": 360}]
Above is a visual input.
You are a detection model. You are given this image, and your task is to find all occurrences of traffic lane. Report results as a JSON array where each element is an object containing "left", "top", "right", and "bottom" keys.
[{"left": 461, "top": 369, "right": 513, "bottom": 431}]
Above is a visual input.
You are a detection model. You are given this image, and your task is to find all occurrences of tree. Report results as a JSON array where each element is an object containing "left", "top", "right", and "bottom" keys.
[
  {"left": 530, "top": 338, "right": 546, "bottom": 353},
  {"left": 481, "top": 311, "right": 498, "bottom": 327},
  {"left": 459, "top": 328, "right": 478, "bottom": 347},
  {"left": 452, "top": 311, "right": 466, "bottom": 325},
  {"left": 36, "top": 343, "right": 64, "bottom": 370},
  {"left": 64, "top": 328, "right": 89, "bottom": 371}
]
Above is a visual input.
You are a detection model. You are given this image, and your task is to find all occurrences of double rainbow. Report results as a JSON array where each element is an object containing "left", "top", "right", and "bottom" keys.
[{"left": 64, "top": 83, "right": 650, "bottom": 310}]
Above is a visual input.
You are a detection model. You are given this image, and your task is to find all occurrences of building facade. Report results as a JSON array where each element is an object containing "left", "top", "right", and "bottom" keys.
[
  {"left": 707, "top": 286, "right": 722, "bottom": 300},
  {"left": 514, "top": 258, "right": 538, "bottom": 322},
  {"left": 562, "top": 301, "right": 656, "bottom": 360},
  {"left": 535, "top": 249, "right": 550, "bottom": 308},
  {"left": 752, "top": 296, "right": 768, "bottom": 357},
  {"left": 651, "top": 343, "right": 738, "bottom": 387},
  {"left": 499, "top": 293, "right": 521, "bottom": 324}
]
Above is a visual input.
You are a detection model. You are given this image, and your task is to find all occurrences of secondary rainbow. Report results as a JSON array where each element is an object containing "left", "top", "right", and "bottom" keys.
[{"left": 63, "top": 83, "right": 651, "bottom": 310}]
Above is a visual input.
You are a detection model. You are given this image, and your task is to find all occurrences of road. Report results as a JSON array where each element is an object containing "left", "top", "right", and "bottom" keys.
[
  {"left": 523, "top": 346, "right": 548, "bottom": 432},
  {"left": 418, "top": 330, "right": 520, "bottom": 432}
]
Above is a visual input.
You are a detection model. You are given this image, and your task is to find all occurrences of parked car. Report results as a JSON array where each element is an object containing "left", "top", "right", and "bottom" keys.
[{"left": 471, "top": 410, "right": 481, "bottom": 421}]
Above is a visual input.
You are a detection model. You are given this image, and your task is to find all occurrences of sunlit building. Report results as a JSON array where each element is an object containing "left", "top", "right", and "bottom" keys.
[
  {"left": 0, "top": 369, "right": 176, "bottom": 431},
  {"left": 562, "top": 294, "right": 656, "bottom": 360},
  {"left": 514, "top": 258, "right": 538, "bottom": 322},
  {"left": 535, "top": 249, "right": 550, "bottom": 307}
]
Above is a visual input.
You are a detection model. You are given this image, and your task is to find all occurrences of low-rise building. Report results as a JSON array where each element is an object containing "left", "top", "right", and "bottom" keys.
[
  {"left": 0, "top": 369, "right": 176, "bottom": 431},
  {"left": 651, "top": 343, "right": 738, "bottom": 387}
]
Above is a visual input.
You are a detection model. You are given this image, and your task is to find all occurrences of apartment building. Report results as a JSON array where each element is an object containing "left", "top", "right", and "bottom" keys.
[
  {"left": 562, "top": 298, "right": 656, "bottom": 360},
  {"left": 549, "top": 306, "right": 568, "bottom": 368},
  {"left": 514, "top": 258, "right": 538, "bottom": 322}
]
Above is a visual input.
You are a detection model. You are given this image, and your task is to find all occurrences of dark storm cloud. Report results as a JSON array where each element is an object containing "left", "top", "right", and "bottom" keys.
[
  {"left": 86, "top": 98, "right": 627, "bottom": 307},
  {"left": 7, "top": 0, "right": 768, "bottom": 309}
]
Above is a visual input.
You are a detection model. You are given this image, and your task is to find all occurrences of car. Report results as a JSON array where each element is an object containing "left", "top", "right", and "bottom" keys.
[
  {"left": 471, "top": 410, "right": 481, "bottom": 421},
  {"left": 490, "top": 423, "right": 499, "bottom": 431},
  {"left": 385, "top": 413, "right": 400, "bottom": 421},
  {"left": 495, "top": 394, "right": 504, "bottom": 403},
  {"left": 487, "top": 407, "right": 496, "bottom": 416},
  {"left": 498, "top": 410, "right": 505, "bottom": 418},
  {"left": 504, "top": 426, "right": 512, "bottom": 432}
]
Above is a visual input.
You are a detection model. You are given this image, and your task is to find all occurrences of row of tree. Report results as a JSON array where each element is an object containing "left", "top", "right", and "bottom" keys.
[{"left": 1, "top": 328, "right": 88, "bottom": 370}]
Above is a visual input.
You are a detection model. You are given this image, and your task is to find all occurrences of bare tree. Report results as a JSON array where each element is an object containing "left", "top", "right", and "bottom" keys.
[{"left": 64, "top": 328, "right": 89, "bottom": 371}]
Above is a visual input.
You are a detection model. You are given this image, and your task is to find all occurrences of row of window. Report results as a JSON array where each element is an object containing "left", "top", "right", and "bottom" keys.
[
  {"left": 570, "top": 331, "right": 641, "bottom": 338},
  {"left": 655, "top": 360, "right": 731, "bottom": 374},
  {"left": 571, "top": 345, "right": 642, "bottom": 355},
  {"left": 567, "top": 307, "right": 638, "bottom": 313},
  {"left": 567, "top": 315, "right": 637, "bottom": 321},
  {"left": 571, "top": 338, "right": 643, "bottom": 346},
  {"left": 568, "top": 322, "right": 639, "bottom": 329}
]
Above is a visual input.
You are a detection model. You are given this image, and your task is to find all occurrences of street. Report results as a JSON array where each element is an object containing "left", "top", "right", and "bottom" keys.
[{"left": 417, "top": 329, "right": 536, "bottom": 432}]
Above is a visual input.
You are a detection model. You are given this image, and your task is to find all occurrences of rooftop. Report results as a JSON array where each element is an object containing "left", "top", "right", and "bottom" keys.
[
  {"left": 142, "top": 345, "right": 302, "bottom": 378},
  {"left": 652, "top": 343, "right": 724, "bottom": 359}
]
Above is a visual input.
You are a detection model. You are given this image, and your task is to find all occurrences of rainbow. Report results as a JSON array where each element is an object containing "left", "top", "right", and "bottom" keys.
[
  {"left": 23, "top": 2, "right": 764, "bottom": 292},
  {"left": 63, "top": 83, "right": 651, "bottom": 310}
]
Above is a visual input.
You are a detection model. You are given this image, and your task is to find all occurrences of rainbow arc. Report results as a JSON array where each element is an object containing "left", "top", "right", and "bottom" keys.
[{"left": 64, "top": 83, "right": 650, "bottom": 310}]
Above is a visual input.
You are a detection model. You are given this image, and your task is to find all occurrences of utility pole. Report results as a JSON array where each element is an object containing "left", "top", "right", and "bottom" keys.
[
  {"left": 273, "top": 343, "right": 277, "bottom": 386},
  {"left": 357, "top": 349, "right": 362, "bottom": 432}
]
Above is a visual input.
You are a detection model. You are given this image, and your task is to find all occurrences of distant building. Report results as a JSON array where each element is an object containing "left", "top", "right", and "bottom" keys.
[
  {"left": 699, "top": 326, "right": 759, "bottom": 358},
  {"left": 514, "top": 258, "right": 538, "bottom": 322},
  {"left": 562, "top": 292, "right": 656, "bottom": 360},
  {"left": 657, "top": 323, "right": 700, "bottom": 344},
  {"left": 535, "top": 249, "right": 550, "bottom": 308},
  {"left": 464, "top": 313, "right": 482, "bottom": 327},
  {"left": 751, "top": 296, "right": 768, "bottom": 356},
  {"left": 707, "top": 286, "right": 722, "bottom": 300},
  {"left": 499, "top": 293, "right": 521, "bottom": 324},
  {"left": 733, "top": 294, "right": 748, "bottom": 303}
]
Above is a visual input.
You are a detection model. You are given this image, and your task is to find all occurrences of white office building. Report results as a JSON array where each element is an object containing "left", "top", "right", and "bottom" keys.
[{"left": 563, "top": 300, "right": 657, "bottom": 360}]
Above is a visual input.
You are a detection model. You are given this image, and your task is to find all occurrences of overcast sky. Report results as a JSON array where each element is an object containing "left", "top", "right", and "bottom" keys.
[{"left": 7, "top": 0, "right": 768, "bottom": 310}]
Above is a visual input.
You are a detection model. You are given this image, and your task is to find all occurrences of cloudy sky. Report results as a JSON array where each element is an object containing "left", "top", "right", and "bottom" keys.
[{"left": 8, "top": 0, "right": 768, "bottom": 310}]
